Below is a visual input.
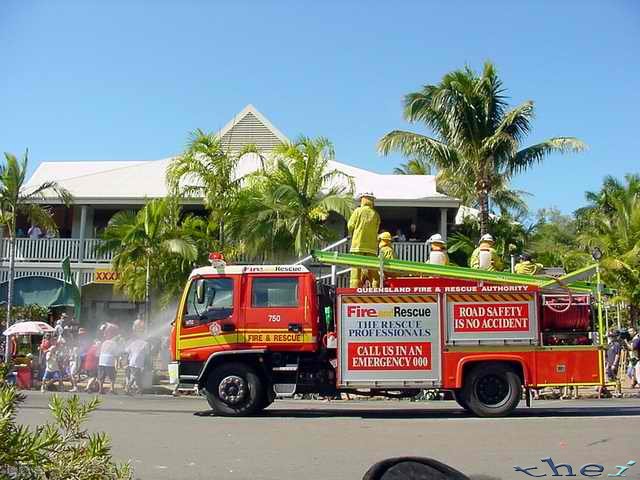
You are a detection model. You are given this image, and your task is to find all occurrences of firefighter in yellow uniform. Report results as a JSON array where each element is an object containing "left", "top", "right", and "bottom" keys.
[
  {"left": 348, "top": 192, "right": 381, "bottom": 288},
  {"left": 514, "top": 253, "right": 543, "bottom": 275},
  {"left": 371, "top": 231, "right": 395, "bottom": 288},
  {"left": 470, "top": 234, "right": 503, "bottom": 271},
  {"left": 377, "top": 231, "right": 395, "bottom": 261},
  {"left": 427, "top": 233, "right": 449, "bottom": 265}
]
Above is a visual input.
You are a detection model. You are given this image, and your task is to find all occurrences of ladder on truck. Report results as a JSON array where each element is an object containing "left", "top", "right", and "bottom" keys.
[{"left": 311, "top": 250, "right": 598, "bottom": 293}]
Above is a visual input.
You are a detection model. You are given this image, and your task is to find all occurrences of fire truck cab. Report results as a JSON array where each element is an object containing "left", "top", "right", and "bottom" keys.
[
  {"left": 170, "top": 257, "right": 604, "bottom": 418},
  {"left": 170, "top": 263, "right": 335, "bottom": 415}
]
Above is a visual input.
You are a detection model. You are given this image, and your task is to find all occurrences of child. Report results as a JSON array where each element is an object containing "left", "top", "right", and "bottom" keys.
[{"left": 41, "top": 343, "right": 63, "bottom": 392}]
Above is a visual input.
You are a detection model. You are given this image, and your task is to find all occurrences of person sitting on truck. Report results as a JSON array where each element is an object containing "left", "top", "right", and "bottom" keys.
[
  {"left": 427, "top": 234, "right": 449, "bottom": 266},
  {"left": 514, "top": 253, "right": 543, "bottom": 275},
  {"left": 371, "top": 231, "right": 395, "bottom": 288},
  {"left": 470, "top": 234, "right": 503, "bottom": 271},
  {"left": 377, "top": 231, "right": 395, "bottom": 261},
  {"left": 348, "top": 192, "right": 381, "bottom": 288}
]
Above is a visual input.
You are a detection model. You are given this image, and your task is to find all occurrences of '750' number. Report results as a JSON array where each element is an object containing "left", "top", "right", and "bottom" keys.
[{"left": 268, "top": 314, "right": 281, "bottom": 323}]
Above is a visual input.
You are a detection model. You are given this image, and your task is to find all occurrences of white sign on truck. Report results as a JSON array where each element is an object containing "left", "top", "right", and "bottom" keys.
[{"left": 338, "top": 294, "right": 441, "bottom": 388}]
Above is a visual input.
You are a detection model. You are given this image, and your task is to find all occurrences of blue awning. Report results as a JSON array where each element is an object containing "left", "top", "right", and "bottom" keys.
[{"left": 0, "top": 276, "right": 75, "bottom": 307}]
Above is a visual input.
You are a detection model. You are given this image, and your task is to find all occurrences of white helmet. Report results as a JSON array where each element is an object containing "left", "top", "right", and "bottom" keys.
[
  {"left": 428, "top": 233, "right": 445, "bottom": 245},
  {"left": 479, "top": 233, "right": 495, "bottom": 244},
  {"left": 357, "top": 192, "right": 375, "bottom": 200}
]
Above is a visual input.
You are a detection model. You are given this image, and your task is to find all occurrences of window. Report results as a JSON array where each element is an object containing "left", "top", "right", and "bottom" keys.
[
  {"left": 252, "top": 277, "right": 299, "bottom": 307},
  {"left": 184, "top": 278, "right": 234, "bottom": 326}
]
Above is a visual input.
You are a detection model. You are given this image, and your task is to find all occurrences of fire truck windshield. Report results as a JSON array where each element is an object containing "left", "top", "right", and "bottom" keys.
[{"left": 184, "top": 278, "right": 234, "bottom": 325}]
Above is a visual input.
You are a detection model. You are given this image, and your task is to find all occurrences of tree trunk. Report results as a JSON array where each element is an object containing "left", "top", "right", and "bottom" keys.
[
  {"left": 630, "top": 304, "right": 639, "bottom": 330},
  {"left": 145, "top": 256, "right": 151, "bottom": 331},
  {"left": 219, "top": 219, "right": 224, "bottom": 250},
  {"left": 478, "top": 189, "right": 490, "bottom": 236},
  {"left": 4, "top": 236, "right": 16, "bottom": 361}
]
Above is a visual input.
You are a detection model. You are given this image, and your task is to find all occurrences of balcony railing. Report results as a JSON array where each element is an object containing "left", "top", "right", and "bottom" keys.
[
  {"left": 0, "top": 238, "right": 428, "bottom": 265},
  {"left": 0, "top": 238, "right": 113, "bottom": 264},
  {"left": 393, "top": 241, "right": 428, "bottom": 263}
]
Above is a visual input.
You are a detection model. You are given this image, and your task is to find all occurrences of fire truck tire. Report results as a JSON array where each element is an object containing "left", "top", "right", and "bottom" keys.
[
  {"left": 462, "top": 363, "right": 522, "bottom": 418},
  {"left": 452, "top": 390, "right": 470, "bottom": 411},
  {"left": 204, "top": 363, "right": 265, "bottom": 417}
]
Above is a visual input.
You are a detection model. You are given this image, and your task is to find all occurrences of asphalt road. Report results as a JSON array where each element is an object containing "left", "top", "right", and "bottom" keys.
[{"left": 16, "top": 392, "right": 640, "bottom": 480}]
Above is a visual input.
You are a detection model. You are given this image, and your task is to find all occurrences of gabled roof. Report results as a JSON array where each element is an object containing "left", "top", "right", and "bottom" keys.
[
  {"left": 25, "top": 105, "right": 459, "bottom": 208},
  {"left": 217, "top": 104, "right": 288, "bottom": 153}
]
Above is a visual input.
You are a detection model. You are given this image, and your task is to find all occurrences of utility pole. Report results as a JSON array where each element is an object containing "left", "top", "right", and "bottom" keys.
[{"left": 4, "top": 235, "right": 16, "bottom": 361}]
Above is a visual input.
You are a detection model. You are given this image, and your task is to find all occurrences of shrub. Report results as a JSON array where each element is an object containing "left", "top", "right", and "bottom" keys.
[{"left": 0, "top": 363, "right": 132, "bottom": 479}]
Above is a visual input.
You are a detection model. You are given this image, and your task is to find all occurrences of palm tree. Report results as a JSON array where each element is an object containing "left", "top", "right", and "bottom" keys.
[
  {"left": 393, "top": 158, "right": 432, "bottom": 175},
  {"left": 576, "top": 174, "right": 640, "bottom": 226},
  {"left": 379, "top": 61, "right": 586, "bottom": 234},
  {"left": 99, "top": 198, "right": 197, "bottom": 316},
  {"left": 529, "top": 208, "right": 591, "bottom": 273},
  {"left": 0, "top": 150, "right": 72, "bottom": 359},
  {"left": 440, "top": 169, "right": 531, "bottom": 220},
  {"left": 228, "top": 136, "right": 355, "bottom": 259},
  {"left": 166, "top": 130, "right": 256, "bottom": 250},
  {"left": 578, "top": 175, "right": 640, "bottom": 326}
]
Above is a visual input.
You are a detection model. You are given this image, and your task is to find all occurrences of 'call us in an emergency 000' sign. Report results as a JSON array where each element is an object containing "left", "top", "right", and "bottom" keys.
[{"left": 338, "top": 295, "right": 441, "bottom": 386}]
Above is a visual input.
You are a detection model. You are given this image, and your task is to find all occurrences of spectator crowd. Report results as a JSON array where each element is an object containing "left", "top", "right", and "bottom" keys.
[{"left": 34, "top": 315, "right": 153, "bottom": 395}]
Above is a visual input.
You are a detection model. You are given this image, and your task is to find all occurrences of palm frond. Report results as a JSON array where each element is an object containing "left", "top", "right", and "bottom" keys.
[
  {"left": 393, "top": 158, "right": 432, "bottom": 175},
  {"left": 378, "top": 131, "right": 457, "bottom": 168},
  {"left": 508, "top": 138, "right": 587, "bottom": 176}
]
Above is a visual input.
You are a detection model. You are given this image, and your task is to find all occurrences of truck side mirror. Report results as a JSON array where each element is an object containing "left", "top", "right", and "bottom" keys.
[{"left": 196, "top": 279, "right": 206, "bottom": 304}]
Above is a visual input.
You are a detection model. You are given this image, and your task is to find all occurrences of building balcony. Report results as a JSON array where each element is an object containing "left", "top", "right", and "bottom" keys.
[
  {"left": 1, "top": 238, "right": 430, "bottom": 266},
  {"left": 0, "top": 238, "right": 113, "bottom": 264}
]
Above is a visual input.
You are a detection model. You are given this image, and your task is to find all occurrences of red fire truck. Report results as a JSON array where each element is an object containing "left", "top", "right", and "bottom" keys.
[{"left": 169, "top": 252, "right": 605, "bottom": 417}]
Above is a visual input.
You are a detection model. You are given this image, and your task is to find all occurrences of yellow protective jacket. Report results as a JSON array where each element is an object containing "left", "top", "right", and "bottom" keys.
[
  {"left": 379, "top": 243, "right": 395, "bottom": 260},
  {"left": 514, "top": 260, "right": 543, "bottom": 275},
  {"left": 348, "top": 203, "right": 381, "bottom": 255},
  {"left": 470, "top": 246, "right": 504, "bottom": 271}
]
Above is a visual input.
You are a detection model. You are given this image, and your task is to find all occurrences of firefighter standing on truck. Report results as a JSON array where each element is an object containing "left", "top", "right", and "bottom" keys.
[
  {"left": 470, "top": 234, "right": 503, "bottom": 271},
  {"left": 514, "top": 253, "right": 543, "bottom": 275},
  {"left": 348, "top": 192, "right": 380, "bottom": 288},
  {"left": 427, "top": 233, "right": 449, "bottom": 265}
]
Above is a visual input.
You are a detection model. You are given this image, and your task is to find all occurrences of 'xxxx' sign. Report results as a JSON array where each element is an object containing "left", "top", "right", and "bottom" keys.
[{"left": 94, "top": 269, "right": 119, "bottom": 284}]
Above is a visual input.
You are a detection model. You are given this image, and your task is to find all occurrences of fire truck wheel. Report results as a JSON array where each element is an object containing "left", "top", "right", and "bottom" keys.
[
  {"left": 452, "top": 390, "right": 470, "bottom": 411},
  {"left": 462, "top": 363, "right": 522, "bottom": 418},
  {"left": 204, "top": 363, "right": 265, "bottom": 417}
]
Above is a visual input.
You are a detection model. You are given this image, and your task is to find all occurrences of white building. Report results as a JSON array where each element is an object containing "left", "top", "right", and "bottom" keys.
[{"left": 1, "top": 105, "right": 459, "bottom": 326}]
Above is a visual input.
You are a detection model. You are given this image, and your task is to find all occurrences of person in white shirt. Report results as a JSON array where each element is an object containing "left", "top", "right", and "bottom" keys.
[
  {"left": 28, "top": 224, "right": 42, "bottom": 239},
  {"left": 124, "top": 335, "right": 149, "bottom": 395},
  {"left": 98, "top": 335, "right": 121, "bottom": 394},
  {"left": 41, "top": 343, "right": 63, "bottom": 392},
  {"left": 68, "top": 344, "right": 81, "bottom": 392}
]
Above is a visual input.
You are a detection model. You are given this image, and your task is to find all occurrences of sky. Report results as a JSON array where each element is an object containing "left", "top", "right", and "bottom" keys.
[{"left": 1, "top": 1, "right": 639, "bottom": 215}]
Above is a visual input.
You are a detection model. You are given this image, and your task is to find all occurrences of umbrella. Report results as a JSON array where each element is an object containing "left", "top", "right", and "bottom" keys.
[{"left": 3, "top": 321, "right": 55, "bottom": 336}]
